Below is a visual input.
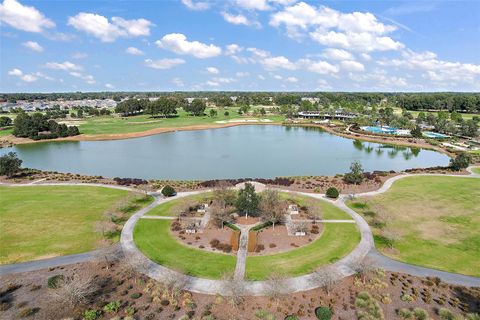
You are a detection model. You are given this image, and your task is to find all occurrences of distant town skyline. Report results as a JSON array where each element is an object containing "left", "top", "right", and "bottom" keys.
[{"left": 1, "top": 0, "right": 479, "bottom": 93}]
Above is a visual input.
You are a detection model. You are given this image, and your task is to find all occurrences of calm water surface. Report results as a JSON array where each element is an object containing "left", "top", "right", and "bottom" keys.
[{"left": 1, "top": 125, "right": 450, "bottom": 180}]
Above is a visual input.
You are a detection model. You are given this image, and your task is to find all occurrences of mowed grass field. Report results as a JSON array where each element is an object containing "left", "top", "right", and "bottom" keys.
[
  {"left": 472, "top": 167, "right": 480, "bottom": 174},
  {"left": 0, "top": 185, "right": 137, "bottom": 264},
  {"left": 133, "top": 219, "right": 236, "bottom": 279},
  {"left": 348, "top": 176, "right": 480, "bottom": 276},
  {"left": 144, "top": 193, "right": 212, "bottom": 216},
  {"left": 78, "top": 108, "right": 285, "bottom": 135},
  {"left": 246, "top": 223, "right": 360, "bottom": 280}
]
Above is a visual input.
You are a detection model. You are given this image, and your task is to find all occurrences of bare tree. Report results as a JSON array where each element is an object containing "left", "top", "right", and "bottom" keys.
[
  {"left": 119, "top": 254, "right": 150, "bottom": 283},
  {"left": 210, "top": 200, "right": 234, "bottom": 228},
  {"left": 312, "top": 267, "right": 340, "bottom": 296},
  {"left": 259, "top": 189, "right": 287, "bottom": 230},
  {"left": 162, "top": 270, "right": 187, "bottom": 302},
  {"left": 221, "top": 272, "right": 245, "bottom": 306},
  {"left": 351, "top": 258, "right": 375, "bottom": 284},
  {"left": 265, "top": 272, "right": 289, "bottom": 302},
  {"left": 213, "top": 181, "right": 237, "bottom": 207},
  {"left": 306, "top": 199, "right": 322, "bottom": 223},
  {"left": 50, "top": 272, "right": 97, "bottom": 307},
  {"left": 171, "top": 198, "right": 196, "bottom": 220},
  {"left": 92, "top": 244, "right": 121, "bottom": 270},
  {"left": 382, "top": 227, "right": 402, "bottom": 249}
]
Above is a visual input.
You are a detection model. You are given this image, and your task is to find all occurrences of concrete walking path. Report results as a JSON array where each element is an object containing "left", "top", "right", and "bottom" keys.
[
  {"left": 1, "top": 167, "right": 479, "bottom": 293},
  {"left": 233, "top": 225, "right": 250, "bottom": 281},
  {"left": 0, "top": 250, "right": 102, "bottom": 276}
]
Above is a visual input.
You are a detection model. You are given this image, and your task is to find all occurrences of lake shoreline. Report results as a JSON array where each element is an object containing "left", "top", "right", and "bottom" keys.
[{"left": 1, "top": 121, "right": 454, "bottom": 159}]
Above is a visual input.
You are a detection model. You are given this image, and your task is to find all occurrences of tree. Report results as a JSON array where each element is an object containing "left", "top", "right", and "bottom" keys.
[
  {"left": 325, "top": 187, "right": 339, "bottom": 199},
  {"left": 450, "top": 153, "right": 471, "bottom": 171},
  {"left": 306, "top": 199, "right": 322, "bottom": 223},
  {"left": 410, "top": 125, "right": 423, "bottom": 138},
  {"left": 184, "top": 99, "right": 206, "bottom": 116},
  {"left": 209, "top": 109, "right": 217, "bottom": 117},
  {"left": 0, "top": 152, "right": 22, "bottom": 177},
  {"left": 235, "top": 182, "right": 259, "bottom": 218},
  {"left": 344, "top": 161, "right": 364, "bottom": 184},
  {"left": 210, "top": 200, "right": 234, "bottom": 228},
  {"left": 0, "top": 116, "right": 12, "bottom": 127},
  {"left": 351, "top": 258, "right": 375, "bottom": 284},
  {"left": 49, "top": 272, "right": 97, "bottom": 307},
  {"left": 221, "top": 272, "right": 245, "bottom": 306},
  {"left": 312, "top": 267, "right": 339, "bottom": 296},
  {"left": 382, "top": 227, "right": 402, "bottom": 248},
  {"left": 259, "top": 189, "right": 286, "bottom": 229},
  {"left": 161, "top": 185, "right": 176, "bottom": 197},
  {"left": 213, "top": 181, "right": 237, "bottom": 207},
  {"left": 460, "top": 119, "right": 478, "bottom": 137}
]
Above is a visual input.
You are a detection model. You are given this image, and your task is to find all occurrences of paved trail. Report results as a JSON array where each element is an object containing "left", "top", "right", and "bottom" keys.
[
  {"left": 1, "top": 169, "right": 479, "bottom": 293},
  {"left": 233, "top": 226, "right": 250, "bottom": 281}
]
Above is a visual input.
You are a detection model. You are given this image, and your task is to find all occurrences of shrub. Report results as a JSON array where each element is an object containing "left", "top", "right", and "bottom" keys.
[
  {"left": 413, "top": 308, "right": 428, "bottom": 320},
  {"left": 103, "top": 301, "right": 121, "bottom": 313},
  {"left": 397, "top": 308, "right": 413, "bottom": 319},
  {"left": 47, "top": 275, "right": 64, "bottom": 289},
  {"left": 210, "top": 239, "right": 220, "bottom": 248},
  {"left": 83, "top": 309, "right": 102, "bottom": 320},
  {"left": 130, "top": 292, "right": 142, "bottom": 299},
  {"left": 162, "top": 185, "right": 176, "bottom": 197},
  {"left": 325, "top": 187, "right": 339, "bottom": 199},
  {"left": 17, "top": 307, "right": 37, "bottom": 318},
  {"left": 285, "top": 316, "right": 298, "bottom": 320},
  {"left": 450, "top": 153, "right": 471, "bottom": 171},
  {"left": 401, "top": 294, "right": 414, "bottom": 302},
  {"left": 315, "top": 306, "right": 333, "bottom": 320},
  {"left": 438, "top": 308, "right": 454, "bottom": 320}
]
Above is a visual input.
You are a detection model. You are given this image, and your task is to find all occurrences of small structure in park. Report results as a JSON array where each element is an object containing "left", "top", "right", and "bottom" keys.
[
  {"left": 185, "top": 222, "right": 198, "bottom": 234},
  {"left": 288, "top": 204, "right": 299, "bottom": 215},
  {"left": 197, "top": 203, "right": 209, "bottom": 213}
]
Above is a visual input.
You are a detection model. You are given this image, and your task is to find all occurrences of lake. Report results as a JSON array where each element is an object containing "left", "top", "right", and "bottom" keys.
[{"left": 1, "top": 125, "right": 450, "bottom": 180}]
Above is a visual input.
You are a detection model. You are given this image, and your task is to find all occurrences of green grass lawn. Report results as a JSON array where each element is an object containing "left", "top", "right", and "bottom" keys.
[
  {"left": 280, "top": 193, "right": 354, "bottom": 220},
  {"left": 473, "top": 167, "right": 480, "bottom": 174},
  {"left": 78, "top": 108, "right": 285, "bottom": 135},
  {"left": 245, "top": 223, "right": 360, "bottom": 280},
  {"left": 0, "top": 185, "right": 148, "bottom": 264},
  {"left": 133, "top": 219, "right": 236, "bottom": 279},
  {"left": 0, "top": 127, "right": 13, "bottom": 137},
  {"left": 347, "top": 176, "right": 480, "bottom": 277},
  {"left": 145, "top": 193, "right": 212, "bottom": 216}
]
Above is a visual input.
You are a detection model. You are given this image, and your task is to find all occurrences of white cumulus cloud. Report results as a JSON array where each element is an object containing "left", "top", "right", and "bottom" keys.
[
  {"left": 206, "top": 67, "right": 219, "bottom": 74},
  {"left": 156, "top": 33, "right": 222, "bottom": 58},
  {"left": 0, "top": 0, "right": 55, "bottom": 33},
  {"left": 321, "top": 48, "right": 353, "bottom": 61},
  {"left": 22, "top": 40, "right": 43, "bottom": 52},
  {"left": 68, "top": 12, "right": 153, "bottom": 42},
  {"left": 235, "top": 0, "right": 270, "bottom": 11},
  {"left": 222, "top": 12, "right": 255, "bottom": 26},
  {"left": 144, "top": 58, "right": 185, "bottom": 69},
  {"left": 181, "top": 0, "right": 209, "bottom": 11},
  {"left": 126, "top": 47, "right": 144, "bottom": 55},
  {"left": 44, "top": 61, "right": 82, "bottom": 71}
]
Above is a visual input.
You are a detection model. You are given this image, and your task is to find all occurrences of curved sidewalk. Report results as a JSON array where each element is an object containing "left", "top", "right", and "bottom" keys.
[{"left": 2, "top": 168, "right": 479, "bottom": 292}]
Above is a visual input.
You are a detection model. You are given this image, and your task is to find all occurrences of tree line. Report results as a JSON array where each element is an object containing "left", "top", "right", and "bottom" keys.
[
  {"left": 3, "top": 92, "right": 479, "bottom": 113},
  {"left": 13, "top": 112, "right": 80, "bottom": 140},
  {"left": 115, "top": 98, "right": 207, "bottom": 117}
]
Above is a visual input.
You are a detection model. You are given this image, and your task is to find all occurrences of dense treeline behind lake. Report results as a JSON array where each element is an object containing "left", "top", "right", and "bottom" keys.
[{"left": 2, "top": 92, "right": 480, "bottom": 113}]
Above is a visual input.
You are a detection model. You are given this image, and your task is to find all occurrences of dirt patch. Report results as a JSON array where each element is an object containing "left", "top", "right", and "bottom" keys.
[
  {"left": 236, "top": 216, "right": 260, "bottom": 225},
  {"left": 251, "top": 224, "right": 322, "bottom": 255},
  {"left": 0, "top": 259, "right": 478, "bottom": 320},
  {"left": 172, "top": 221, "right": 235, "bottom": 254}
]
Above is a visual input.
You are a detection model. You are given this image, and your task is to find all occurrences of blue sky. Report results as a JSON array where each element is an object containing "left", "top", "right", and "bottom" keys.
[{"left": 1, "top": 0, "right": 479, "bottom": 92}]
